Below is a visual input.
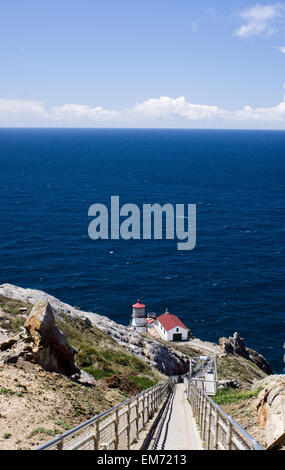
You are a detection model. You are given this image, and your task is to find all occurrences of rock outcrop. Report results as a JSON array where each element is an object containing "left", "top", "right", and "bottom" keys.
[
  {"left": 24, "top": 300, "right": 78, "bottom": 376},
  {"left": 0, "top": 284, "right": 189, "bottom": 376},
  {"left": 0, "top": 300, "right": 78, "bottom": 376},
  {"left": 70, "top": 369, "right": 97, "bottom": 387},
  {"left": 254, "top": 375, "right": 285, "bottom": 447},
  {"left": 0, "top": 299, "right": 99, "bottom": 386},
  {"left": 0, "top": 284, "right": 273, "bottom": 377},
  {"left": 219, "top": 332, "right": 273, "bottom": 375},
  {"left": 0, "top": 328, "right": 34, "bottom": 365},
  {"left": 218, "top": 379, "right": 239, "bottom": 389},
  {"left": 0, "top": 328, "right": 17, "bottom": 351}
]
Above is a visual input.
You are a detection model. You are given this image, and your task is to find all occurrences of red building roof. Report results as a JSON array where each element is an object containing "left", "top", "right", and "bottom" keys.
[
  {"left": 157, "top": 313, "right": 189, "bottom": 332},
  {"left": 132, "top": 299, "right": 145, "bottom": 308}
]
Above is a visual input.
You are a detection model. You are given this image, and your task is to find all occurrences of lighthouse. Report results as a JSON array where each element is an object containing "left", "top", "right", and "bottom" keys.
[{"left": 131, "top": 299, "right": 146, "bottom": 332}]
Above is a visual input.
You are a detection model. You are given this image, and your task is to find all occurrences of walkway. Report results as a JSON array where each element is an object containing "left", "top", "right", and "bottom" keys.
[{"left": 146, "top": 383, "right": 203, "bottom": 450}]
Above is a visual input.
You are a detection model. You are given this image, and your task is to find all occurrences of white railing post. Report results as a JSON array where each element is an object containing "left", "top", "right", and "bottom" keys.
[
  {"left": 202, "top": 397, "right": 207, "bottom": 441},
  {"left": 135, "top": 397, "right": 139, "bottom": 439},
  {"left": 94, "top": 420, "right": 100, "bottom": 450},
  {"left": 114, "top": 409, "right": 119, "bottom": 450},
  {"left": 198, "top": 390, "right": 202, "bottom": 422},
  {"left": 214, "top": 409, "right": 218, "bottom": 450},
  {"left": 204, "top": 401, "right": 209, "bottom": 443},
  {"left": 207, "top": 404, "right": 212, "bottom": 449},
  {"left": 199, "top": 392, "right": 204, "bottom": 427},
  {"left": 142, "top": 394, "right": 146, "bottom": 428},
  {"left": 56, "top": 439, "right": 63, "bottom": 450},
  {"left": 226, "top": 418, "right": 232, "bottom": 450},
  {"left": 127, "top": 403, "right": 131, "bottom": 450}
]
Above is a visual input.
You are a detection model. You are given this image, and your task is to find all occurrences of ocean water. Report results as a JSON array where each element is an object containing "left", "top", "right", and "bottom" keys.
[{"left": 0, "top": 128, "right": 284, "bottom": 373}]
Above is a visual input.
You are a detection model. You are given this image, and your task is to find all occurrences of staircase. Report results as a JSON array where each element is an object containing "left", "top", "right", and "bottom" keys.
[
  {"left": 185, "top": 355, "right": 217, "bottom": 396},
  {"left": 36, "top": 356, "right": 264, "bottom": 451}
]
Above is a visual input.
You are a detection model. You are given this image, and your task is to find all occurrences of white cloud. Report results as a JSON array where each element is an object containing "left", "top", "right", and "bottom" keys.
[
  {"left": 234, "top": 4, "right": 284, "bottom": 37},
  {"left": 132, "top": 96, "right": 285, "bottom": 123},
  {"left": 277, "top": 45, "right": 285, "bottom": 52},
  {"left": 233, "top": 102, "right": 285, "bottom": 121},
  {"left": 0, "top": 99, "right": 48, "bottom": 117},
  {"left": 132, "top": 96, "right": 228, "bottom": 121},
  {"left": 52, "top": 104, "right": 120, "bottom": 122},
  {"left": 1, "top": 96, "right": 285, "bottom": 128}
]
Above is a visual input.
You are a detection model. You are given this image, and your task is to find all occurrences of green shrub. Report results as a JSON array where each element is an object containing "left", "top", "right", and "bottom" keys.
[
  {"left": 213, "top": 386, "right": 262, "bottom": 405},
  {"left": 131, "top": 376, "right": 156, "bottom": 390},
  {"left": 53, "top": 418, "right": 72, "bottom": 430},
  {"left": 0, "top": 387, "right": 15, "bottom": 395},
  {"left": 83, "top": 366, "right": 115, "bottom": 380},
  {"left": 27, "top": 427, "right": 61, "bottom": 439}
]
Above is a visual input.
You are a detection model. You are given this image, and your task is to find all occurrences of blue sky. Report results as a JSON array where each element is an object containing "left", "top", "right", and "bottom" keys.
[{"left": 1, "top": 0, "right": 285, "bottom": 128}]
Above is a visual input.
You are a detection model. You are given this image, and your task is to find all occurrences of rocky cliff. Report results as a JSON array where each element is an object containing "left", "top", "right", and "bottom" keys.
[
  {"left": 254, "top": 375, "right": 285, "bottom": 448},
  {"left": 219, "top": 332, "right": 273, "bottom": 375},
  {"left": 0, "top": 283, "right": 277, "bottom": 450},
  {"left": 0, "top": 284, "right": 189, "bottom": 375},
  {"left": 0, "top": 283, "right": 273, "bottom": 379}
]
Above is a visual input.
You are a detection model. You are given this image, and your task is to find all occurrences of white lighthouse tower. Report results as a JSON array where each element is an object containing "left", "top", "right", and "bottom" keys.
[{"left": 131, "top": 299, "right": 146, "bottom": 332}]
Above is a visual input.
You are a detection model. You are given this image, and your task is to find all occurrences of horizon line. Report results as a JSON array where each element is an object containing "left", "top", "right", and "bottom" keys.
[{"left": 0, "top": 127, "right": 285, "bottom": 132}]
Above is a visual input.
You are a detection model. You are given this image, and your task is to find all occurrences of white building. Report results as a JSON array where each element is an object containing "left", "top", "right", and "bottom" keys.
[
  {"left": 130, "top": 299, "right": 146, "bottom": 332},
  {"left": 156, "top": 309, "right": 189, "bottom": 341}
]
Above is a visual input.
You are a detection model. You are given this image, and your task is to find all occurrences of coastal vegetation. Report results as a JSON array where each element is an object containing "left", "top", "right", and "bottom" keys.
[
  {"left": 56, "top": 311, "right": 161, "bottom": 388},
  {"left": 0, "top": 294, "right": 164, "bottom": 449},
  {"left": 1, "top": 286, "right": 283, "bottom": 450},
  {"left": 213, "top": 386, "right": 263, "bottom": 405}
]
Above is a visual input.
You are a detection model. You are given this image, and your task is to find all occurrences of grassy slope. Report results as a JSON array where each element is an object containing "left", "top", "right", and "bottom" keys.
[
  {"left": 0, "top": 295, "right": 163, "bottom": 391},
  {"left": 0, "top": 295, "right": 164, "bottom": 449},
  {"left": 56, "top": 312, "right": 163, "bottom": 389},
  {"left": 0, "top": 295, "right": 271, "bottom": 448},
  {"left": 0, "top": 295, "right": 33, "bottom": 333},
  {"left": 212, "top": 358, "right": 268, "bottom": 447},
  {"left": 217, "top": 354, "right": 267, "bottom": 385},
  {"left": 212, "top": 386, "right": 266, "bottom": 447}
]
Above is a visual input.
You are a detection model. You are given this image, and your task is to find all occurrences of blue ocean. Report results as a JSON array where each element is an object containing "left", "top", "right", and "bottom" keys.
[{"left": 0, "top": 129, "right": 284, "bottom": 373}]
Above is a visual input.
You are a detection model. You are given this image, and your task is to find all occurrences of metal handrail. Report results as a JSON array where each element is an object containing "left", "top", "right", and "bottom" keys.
[
  {"left": 188, "top": 381, "right": 264, "bottom": 450},
  {"left": 187, "top": 355, "right": 217, "bottom": 395},
  {"left": 192, "top": 356, "right": 216, "bottom": 379},
  {"left": 36, "top": 378, "right": 173, "bottom": 450}
]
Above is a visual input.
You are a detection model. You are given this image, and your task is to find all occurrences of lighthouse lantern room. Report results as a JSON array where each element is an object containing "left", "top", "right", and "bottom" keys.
[{"left": 131, "top": 299, "right": 146, "bottom": 332}]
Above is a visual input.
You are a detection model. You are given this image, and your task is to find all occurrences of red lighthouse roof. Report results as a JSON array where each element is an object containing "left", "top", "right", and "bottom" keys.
[
  {"left": 132, "top": 299, "right": 145, "bottom": 308},
  {"left": 157, "top": 312, "right": 188, "bottom": 332}
]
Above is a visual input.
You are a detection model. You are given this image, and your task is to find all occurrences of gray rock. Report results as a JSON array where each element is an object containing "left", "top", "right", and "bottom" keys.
[
  {"left": 3, "top": 341, "right": 34, "bottom": 364},
  {"left": 247, "top": 347, "right": 273, "bottom": 375},
  {"left": 0, "top": 333, "right": 17, "bottom": 351},
  {"left": 0, "top": 307, "right": 8, "bottom": 321},
  {"left": 219, "top": 332, "right": 273, "bottom": 375},
  {"left": 219, "top": 332, "right": 249, "bottom": 359},
  {"left": 255, "top": 375, "right": 285, "bottom": 446},
  {"left": 71, "top": 369, "right": 96, "bottom": 387},
  {"left": 218, "top": 379, "right": 239, "bottom": 389},
  {"left": 24, "top": 300, "right": 78, "bottom": 376}
]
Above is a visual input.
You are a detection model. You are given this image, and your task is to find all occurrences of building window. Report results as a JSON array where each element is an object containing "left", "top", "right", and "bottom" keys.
[{"left": 176, "top": 328, "right": 179, "bottom": 332}]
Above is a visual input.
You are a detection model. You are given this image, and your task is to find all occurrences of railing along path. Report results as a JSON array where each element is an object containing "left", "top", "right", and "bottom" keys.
[{"left": 37, "top": 379, "right": 172, "bottom": 450}]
